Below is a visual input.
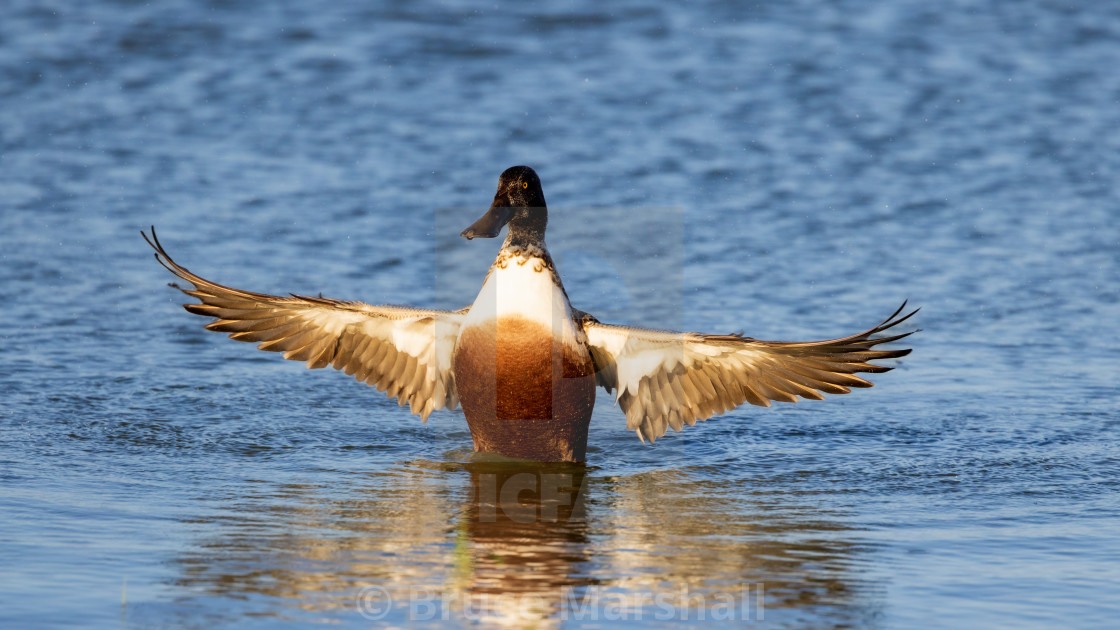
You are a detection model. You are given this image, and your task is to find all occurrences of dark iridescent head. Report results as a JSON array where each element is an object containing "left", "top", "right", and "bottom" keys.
[{"left": 461, "top": 166, "right": 548, "bottom": 241}]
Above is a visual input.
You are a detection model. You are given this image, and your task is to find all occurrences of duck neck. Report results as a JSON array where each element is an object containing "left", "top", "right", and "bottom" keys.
[
  {"left": 501, "top": 208, "right": 548, "bottom": 258},
  {"left": 492, "top": 220, "right": 567, "bottom": 297},
  {"left": 501, "top": 232, "right": 547, "bottom": 261}
]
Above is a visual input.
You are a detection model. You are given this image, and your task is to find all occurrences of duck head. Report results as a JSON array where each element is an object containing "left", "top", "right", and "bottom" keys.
[{"left": 461, "top": 165, "right": 548, "bottom": 242}]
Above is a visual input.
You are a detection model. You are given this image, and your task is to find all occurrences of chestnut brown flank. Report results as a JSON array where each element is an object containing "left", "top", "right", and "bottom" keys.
[{"left": 453, "top": 316, "right": 596, "bottom": 462}]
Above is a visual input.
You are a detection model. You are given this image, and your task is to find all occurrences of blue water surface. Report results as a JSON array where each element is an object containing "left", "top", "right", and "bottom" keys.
[{"left": 1, "top": 1, "right": 1118, "bottom": 628}]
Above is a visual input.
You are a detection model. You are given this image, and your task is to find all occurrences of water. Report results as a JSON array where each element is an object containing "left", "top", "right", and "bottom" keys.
[{"left": 2, "top": 0, "right": 1119, "bottom": 627}]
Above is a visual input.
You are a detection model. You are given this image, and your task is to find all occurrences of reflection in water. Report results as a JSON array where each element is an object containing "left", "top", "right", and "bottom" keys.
[
  {"left": 164, "top": 461, "right": 880, "bottom": 627},
  {"left": 453, "top": 463, "right": 595, "bottom": 626}
]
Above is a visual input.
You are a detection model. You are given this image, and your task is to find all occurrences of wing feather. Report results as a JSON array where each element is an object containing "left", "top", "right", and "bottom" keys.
[
  {"left": 583, "top": 303, "right": 918, "bottom": 442},
  {"left": 143, "top": 228, "right": 463, "bottom": 420}
]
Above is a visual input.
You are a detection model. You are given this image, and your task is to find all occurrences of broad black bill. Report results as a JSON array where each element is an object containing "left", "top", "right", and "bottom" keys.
[{"left": 461, "top": 203, "right": 513, "bottom": 240}]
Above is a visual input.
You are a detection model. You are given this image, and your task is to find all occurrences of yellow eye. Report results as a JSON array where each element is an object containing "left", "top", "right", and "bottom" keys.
[{"left": 522, "top": 181, "right": 529, "bottom": 189}]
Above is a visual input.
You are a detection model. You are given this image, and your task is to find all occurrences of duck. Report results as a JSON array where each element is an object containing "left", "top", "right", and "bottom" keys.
[{"left": 143, "top": 165, "right": 916, "bottom": 463}]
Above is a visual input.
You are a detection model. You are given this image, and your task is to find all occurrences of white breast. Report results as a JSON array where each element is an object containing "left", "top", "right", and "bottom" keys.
[{"left": 460, "top": 257, "right": 584, "bottom": 349}]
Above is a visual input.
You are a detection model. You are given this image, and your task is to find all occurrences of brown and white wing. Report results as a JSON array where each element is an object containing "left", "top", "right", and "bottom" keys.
[
  {"left": 582, "top": 304, "right": 918, "bottom": 442},
  {"left": 144, "top": 229, "right": 463, "bottom": 421}
]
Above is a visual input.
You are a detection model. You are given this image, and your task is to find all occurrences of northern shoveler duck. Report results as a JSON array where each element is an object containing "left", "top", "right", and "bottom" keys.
[{"left": 144, "top": 165, "right": 916, "bottom": 463}]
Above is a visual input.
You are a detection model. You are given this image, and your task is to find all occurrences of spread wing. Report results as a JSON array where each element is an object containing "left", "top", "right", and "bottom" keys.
[
  {"left": 143, "top": 228, "right": 463, "bottom": 421},
  {"left": 582, "top": 303, "right": 918, "bottom": 442}
]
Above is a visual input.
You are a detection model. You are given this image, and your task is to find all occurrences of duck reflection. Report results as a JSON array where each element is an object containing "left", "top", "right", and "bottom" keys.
[
  {"left": 426, "top": 462, "right": 593, "bottom": 626},
  {"left": 168, "top": 461, "right": 879, "bottom": 627}
]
